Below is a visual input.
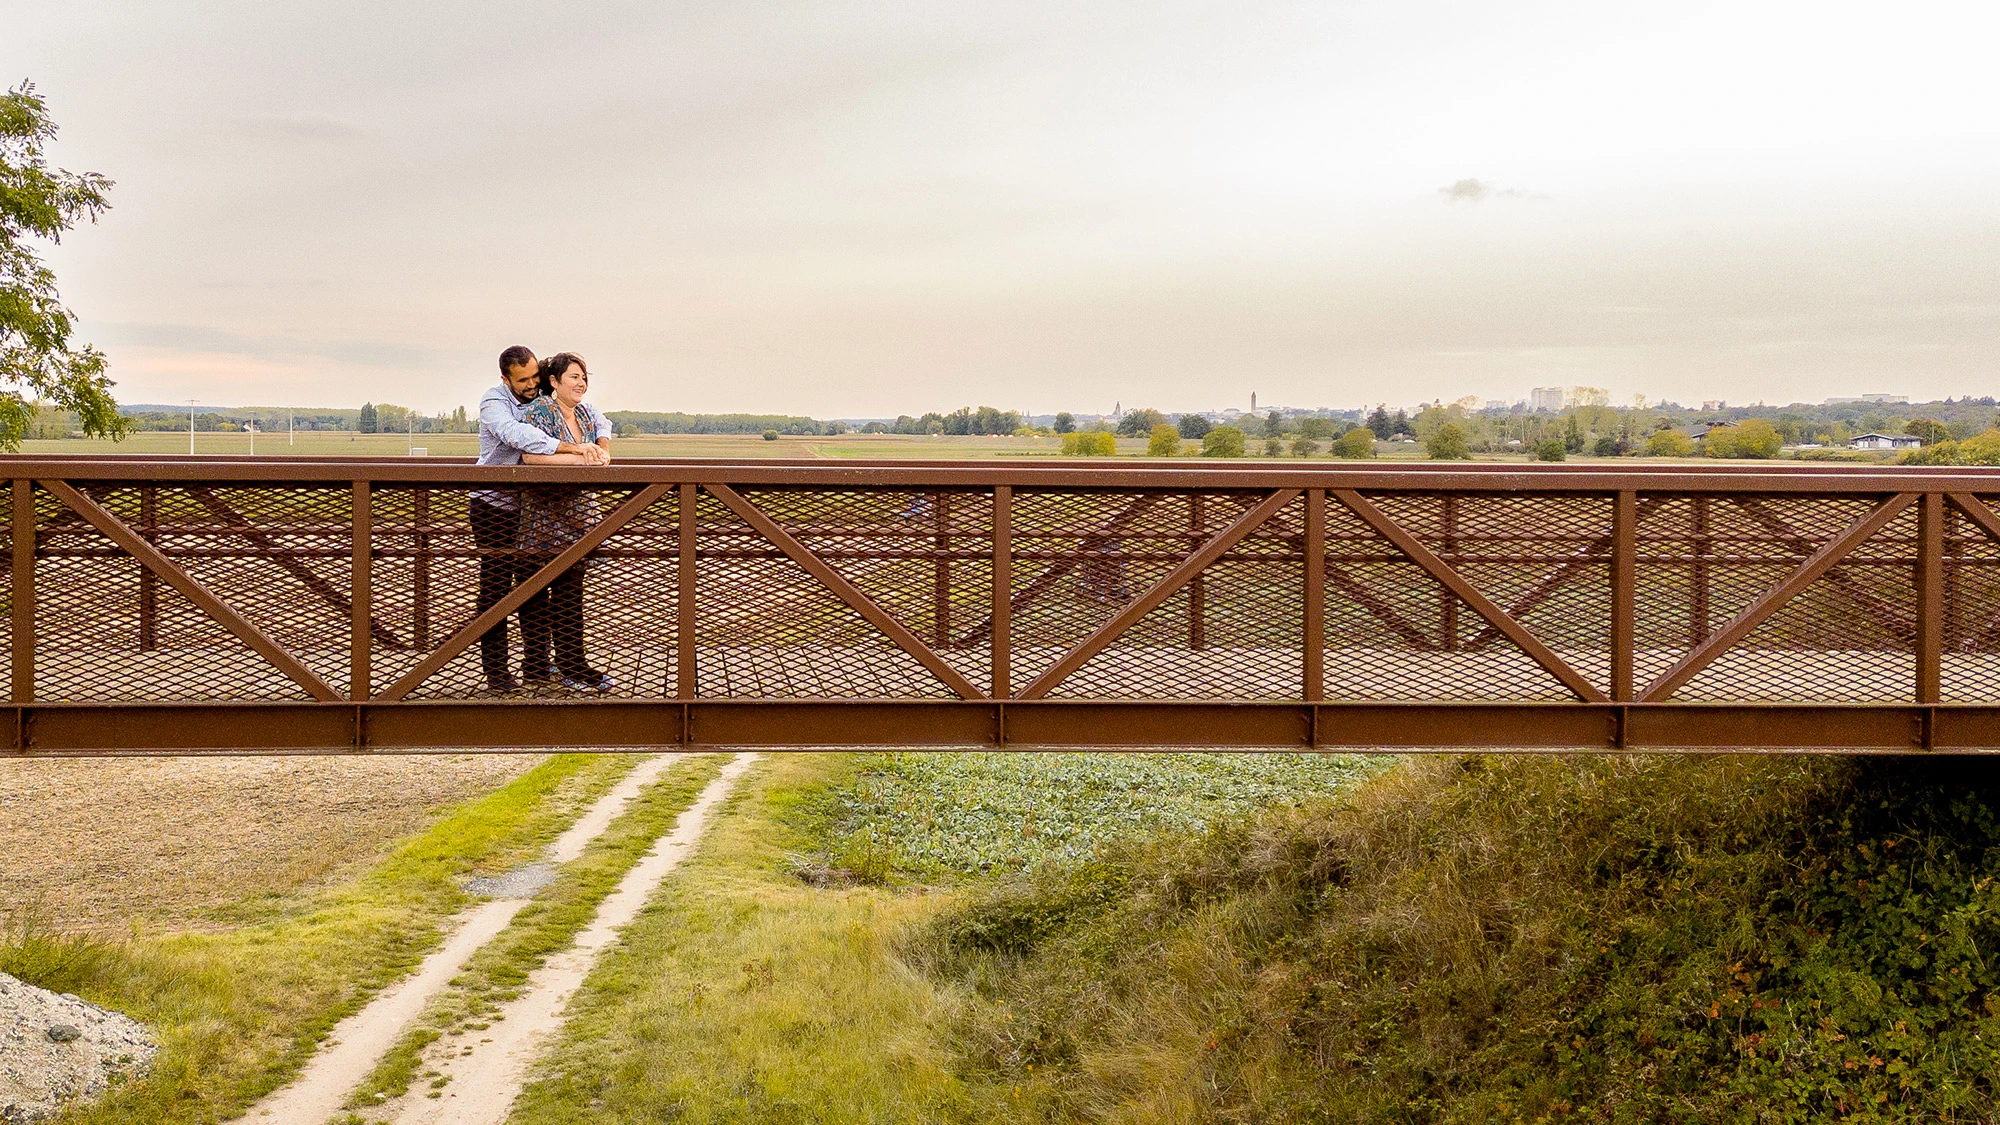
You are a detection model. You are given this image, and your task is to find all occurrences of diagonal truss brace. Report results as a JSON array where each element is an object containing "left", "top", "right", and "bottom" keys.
[
  {"left": 377, "top": 483, "right": 675, "bottom": 701},
  {"left": 1638, "top": 492, "right": 1916, "bottom": 703},
  {"left": 40, "top": 479, "right": 345, "bottom": 702},
  {"left": 1332, "top": 488, "right": 1607, "bottom": 703},
  {"left": 187, "top": 487, "right": 408, "bottom": 649},
  {"left": 705, "top": 483, "right": 987, "bottom": 700},
  {"left": 1015, "top": 489, "right": 1302, "bottom": 701}
]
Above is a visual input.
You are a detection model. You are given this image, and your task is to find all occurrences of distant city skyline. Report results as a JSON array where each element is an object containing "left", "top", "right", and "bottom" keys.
[{"left": 16, "top": 1, "right": 2000, "bottom": 416}]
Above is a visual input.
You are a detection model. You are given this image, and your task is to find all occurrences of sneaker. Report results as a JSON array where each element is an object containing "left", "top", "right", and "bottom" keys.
[
  {"left": 486, "top": 673, "right": 519, "bottom": 694},
  {"left": 561, "top": 670, "right": 615, "bottom": 693}
]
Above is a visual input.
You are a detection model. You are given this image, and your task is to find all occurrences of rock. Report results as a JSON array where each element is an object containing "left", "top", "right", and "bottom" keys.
[{"left": 0, "top": 972, "right": 158, "bottom": 1123}]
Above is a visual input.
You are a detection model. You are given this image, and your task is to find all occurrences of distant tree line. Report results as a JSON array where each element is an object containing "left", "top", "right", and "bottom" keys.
[
  {"left": 861, "top": 406, "right": 1023, "bottom": 436},
  {"left": 605, "top": 411, "right": 823, "bottom": 436}
]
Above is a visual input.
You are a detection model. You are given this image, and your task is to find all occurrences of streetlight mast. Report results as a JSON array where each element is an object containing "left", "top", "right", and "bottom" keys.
[{"left": 187, "top": 400, "right": 197, "bottom": 455}]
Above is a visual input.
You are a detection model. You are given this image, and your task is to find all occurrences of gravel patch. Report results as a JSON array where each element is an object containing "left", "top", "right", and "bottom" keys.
[
  {"left": 463, "top": 864, "right": 557, "bottom": 899},
  {"left": 0, "top": 971, "right": 157, "bottom": 1124}
]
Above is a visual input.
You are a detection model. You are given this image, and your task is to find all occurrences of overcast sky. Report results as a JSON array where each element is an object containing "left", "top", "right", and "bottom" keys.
[{"left": 12, "top": 1, "right": 2000, "bottom": 416}]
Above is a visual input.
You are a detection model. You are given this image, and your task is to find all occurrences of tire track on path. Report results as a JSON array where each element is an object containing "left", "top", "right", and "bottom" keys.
[
  {"left": 377, "top": 752, "right": 758, "bottom": 1125},
  {"left": 247, "top": 752, "right": 693, "bottom": 1123}
]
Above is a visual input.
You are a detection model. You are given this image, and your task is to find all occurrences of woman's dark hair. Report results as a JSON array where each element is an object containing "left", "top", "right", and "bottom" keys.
[{"left": 536, "top": 352, "right": 588, "bottom": 396}]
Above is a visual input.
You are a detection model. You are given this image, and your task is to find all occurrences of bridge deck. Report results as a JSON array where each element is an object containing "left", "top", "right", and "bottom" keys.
[{"left": 5, "top": 457, "right": 2000, "bottom": 754}]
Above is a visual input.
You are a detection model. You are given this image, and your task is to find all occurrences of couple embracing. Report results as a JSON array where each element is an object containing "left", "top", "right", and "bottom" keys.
[{"left": 473, "top": 345, "right": 615, "bottom": 694}]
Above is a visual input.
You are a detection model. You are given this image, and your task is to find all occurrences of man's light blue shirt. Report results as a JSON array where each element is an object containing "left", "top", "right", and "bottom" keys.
[
  {"left": 473, "top": 386, "right": 614, "bottom": 510},
  {"left": 474, "top": 384, "right": 562, "bottom": 511}
]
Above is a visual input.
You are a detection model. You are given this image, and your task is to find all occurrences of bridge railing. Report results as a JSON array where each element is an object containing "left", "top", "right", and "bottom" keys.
[{"left": 5, "top": 457, "right": 2000, "bottom": 754}]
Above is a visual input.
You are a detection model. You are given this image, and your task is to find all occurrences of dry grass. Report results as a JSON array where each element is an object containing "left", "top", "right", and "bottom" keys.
[{"left": 0, "top": 754, "right": 541, "bottom": 933}]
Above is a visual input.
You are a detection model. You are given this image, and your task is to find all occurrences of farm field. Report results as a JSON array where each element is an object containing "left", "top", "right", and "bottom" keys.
[
  {"left": 0, "top": 754, "right": 541, "bottom": 933},
  {"left": 9, "top": 429, "right": 1718, "bottom": 462}
]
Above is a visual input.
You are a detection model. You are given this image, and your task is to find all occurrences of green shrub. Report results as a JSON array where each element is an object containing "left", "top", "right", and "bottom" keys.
[
  {"left": 761, "top": 429, "right": 779, "bottom": 441},
  {"left": 1332, "top": 429, "right": 1375, "bottom": 459},
  {"left": 1262, "top": 437, "right": 1284, "bottom": 456},
  {"left": 1200, "top": 425, "right": 1245, "bottom": 457},
  {"left": 1705, "top": 418, "right": 1782, "bottom": 458},
  {"left": 1424, "top": 423, "right": 1471, "bottom": 460},
  {"left": 1536, "top": 438, "right": 1566, "bottom": 461},
  {"left": 1900, "top": 428, "right": 2000, "bottom": 465},
  {"left": 1147, "top": 424, "right": 1181, "bottom": 457},
  {"left": 1646, "top": 429, "right": 1694, "bottom": 456},
  {"left": 1291, "top": 437, "right": 1322, "bottom": 457},
  {"left": 1059, "top": 431, "right": 1116, "bottom": 456}
]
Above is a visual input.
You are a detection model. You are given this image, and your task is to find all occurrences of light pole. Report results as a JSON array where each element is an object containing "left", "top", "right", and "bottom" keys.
[
  {"left": 187, "top": 400, "right": 197, "bottom": 455},
  {"left": 248, "top": 420, "right": 256, "bottom": 456},
  {"left": 289, "top": 407, "right": 294, "bottom": 446}
]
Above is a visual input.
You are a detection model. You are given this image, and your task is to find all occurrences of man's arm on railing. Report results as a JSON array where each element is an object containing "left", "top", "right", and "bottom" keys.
[{"left": 479, "top": 390, "right": 604, "bottom": 462}]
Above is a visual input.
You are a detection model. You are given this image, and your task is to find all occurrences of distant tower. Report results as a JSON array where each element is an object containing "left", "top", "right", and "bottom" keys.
[
  {"left": 1114, "top": 401, "right": 1121, "bottom": 417},
  {"left": 1251, "top": 392, "right": 1257, "bottom": 412}
]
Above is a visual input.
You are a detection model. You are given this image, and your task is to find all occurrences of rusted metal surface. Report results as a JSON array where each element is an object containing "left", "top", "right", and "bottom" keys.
[{"left": 6, "top": 457, "right": 2000, "bottom": 755}]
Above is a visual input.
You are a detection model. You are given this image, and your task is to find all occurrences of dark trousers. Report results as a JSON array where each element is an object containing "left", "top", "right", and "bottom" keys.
[
  {"left": 471, "top": 498, "right": 529, "bottom": 683},
  {"left": 520, "top": 562, "right": 593, "bottom": 679}
]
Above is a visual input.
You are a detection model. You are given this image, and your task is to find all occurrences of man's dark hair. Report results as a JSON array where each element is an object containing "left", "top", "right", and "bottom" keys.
[
  {"left": 537, "top": 352, "right": 588, "bottom": 397},
  {"left": 498, "top": 345, "right": 537, "bottom": 377}
]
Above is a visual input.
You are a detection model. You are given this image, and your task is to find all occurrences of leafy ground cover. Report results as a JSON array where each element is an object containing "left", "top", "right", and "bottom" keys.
[
  {"left": 0, "top": 752, "right": 640, "bottom": 1125},
  {"left": 810, "top": 751, "right": 1377, "bottom": 879}
]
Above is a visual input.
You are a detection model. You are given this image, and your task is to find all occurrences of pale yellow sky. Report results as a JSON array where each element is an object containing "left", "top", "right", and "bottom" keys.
[{"left": 14, "top": 0, "right": 2000, "bottom": 416}]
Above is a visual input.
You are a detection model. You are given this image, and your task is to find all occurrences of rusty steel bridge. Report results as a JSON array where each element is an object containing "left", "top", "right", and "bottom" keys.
[{"left": 5, "top": 456, "right": 2000, "bottom": 755}]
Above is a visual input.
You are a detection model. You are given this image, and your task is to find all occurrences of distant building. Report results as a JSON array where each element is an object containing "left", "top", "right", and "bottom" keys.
[
  {"left": 1483, "top": 400, "right": 1507, "bottom": 411},
  {"left": 1826, "top": 394, "right": 1910, "bottom": 405},
  {"left": 1701, "top": 400, "right": 1727, "bottom": 412},
  {"left": 1849, "top": 432, "right": 1922, "bottom": 451},
  {"left": 1529, "top": 387, "right": 1564, "bottom": 412}
]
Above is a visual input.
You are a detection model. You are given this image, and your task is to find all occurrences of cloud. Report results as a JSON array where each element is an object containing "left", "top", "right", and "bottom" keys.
[
  {"left": 1439, "top": 179, "right": 1544, "bottom": 204},
  {"left": 1439, "top": 178, "right": 1489, "bottom": 203},
  {"left": 230, "top": 113, "right": 365, "bottom": 143}
]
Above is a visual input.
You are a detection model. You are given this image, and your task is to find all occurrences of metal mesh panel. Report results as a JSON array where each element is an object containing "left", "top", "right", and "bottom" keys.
[
  {"left": 1631, "top": 495, "right": 1867, "bottom": 694},
  {"left": 585, "top": 488, "right": 679, "bottom": 697},
  {"left": 33, "top": 484, "right": 317, "bottom": 701},
  {"left": 1369, "top": 492, "right": 1614, "bottom": 695},
  {"left": 375, "top": 485, "right": 670, "bottom": 699},
  {"left": 0, "top": 483, "right": 12, "bottom": 702},
  {"left": 739, "top": 486, "right": 993, "bottom": 694},
  {"left": 1052, "top": 493, "right": 1305, "bottom": 699},
  {"left": 1324, "top": 496, "right": 1571, "bottom": 700},
  {"left": 1944, "top": 495, "right": 2000, "bottom": 702},
  {"left": 1670, "top": 498, "right": 1914, "bottom": 702},
  {"left": 1010, "top": 489, "right": 1245, "bottom": 693},
  {"left": 694, "top": 489, "right": 952, "bottom": 698},
  {"left": 370, "top": 486, "right": 482, "bottom": 698}
]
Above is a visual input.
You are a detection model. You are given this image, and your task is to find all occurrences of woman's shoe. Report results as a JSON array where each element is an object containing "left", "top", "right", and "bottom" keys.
[{"left": 561, "top": 670, "right": 614, "bottom": 692}]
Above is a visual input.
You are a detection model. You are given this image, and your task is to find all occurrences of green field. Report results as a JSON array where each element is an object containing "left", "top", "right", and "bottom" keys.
[{"left": 14, "top": 429, "right": 1694, "bottom": 462}]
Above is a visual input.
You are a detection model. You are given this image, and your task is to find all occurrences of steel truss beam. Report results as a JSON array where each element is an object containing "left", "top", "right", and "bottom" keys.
[{"left": 3, "top": 701, "right": 1995, "bottom": 755}]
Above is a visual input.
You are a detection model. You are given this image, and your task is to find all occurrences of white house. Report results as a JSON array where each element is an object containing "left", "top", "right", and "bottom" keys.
[{"left": 1849, "top": 433, "right": 1922, "bottom": 451}]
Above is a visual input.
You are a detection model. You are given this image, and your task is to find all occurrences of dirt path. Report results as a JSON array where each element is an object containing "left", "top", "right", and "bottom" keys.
[
  {"left": 377, "top": 752, "right": 759, "bottom": 1125},
  {"left": 245, "top": 753, "right": 696, "bottom": 1124}
]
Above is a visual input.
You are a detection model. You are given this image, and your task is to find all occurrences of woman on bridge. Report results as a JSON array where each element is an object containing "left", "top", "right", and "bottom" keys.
[{"left": 517, "top": 352, "right": 615, "bottom": 691}]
